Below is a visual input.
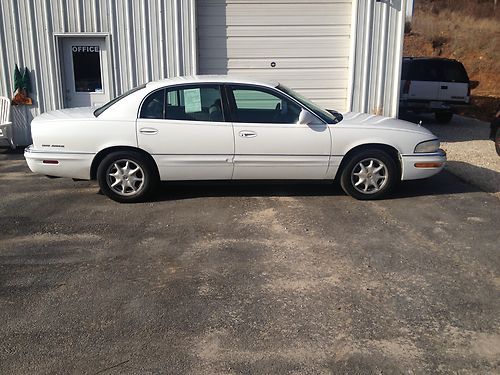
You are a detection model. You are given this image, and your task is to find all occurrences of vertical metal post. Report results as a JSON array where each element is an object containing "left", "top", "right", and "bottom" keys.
[
  {"left": 125, "top": 0, "right": 136, "bottom": 88},
  {"left": 158, "top": 0, "right": 166, "bottom": 78},
  {"left": 141, "top": 0, "right": 151, "bottom": 83},
  {"left": 190, "top": 0, "right": 198, "bottom": 75},
  {"left": 43, "top": 0, "right": 58, "bottom": 110},
  {"left": 374, "top": 1, "right": 389, "bottom": 115},
  {"left": 360, "top": 0, "right": 374, "bottom": 113},
  {"left": 173, "top": 0, "right": 182, "bottom": 76},
  {"left": 346, "top": 0, "right": 359, "bottom": 112}
]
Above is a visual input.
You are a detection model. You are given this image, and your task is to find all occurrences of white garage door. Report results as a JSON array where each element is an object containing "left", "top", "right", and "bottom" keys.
[{"left": 197, "top": 0, "right": 352, "bottom": 111}]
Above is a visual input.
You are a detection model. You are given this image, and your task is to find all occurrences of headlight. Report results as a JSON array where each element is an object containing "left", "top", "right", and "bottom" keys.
[{"left": 414, "top": 139, "right": 440, "bottom": 153}]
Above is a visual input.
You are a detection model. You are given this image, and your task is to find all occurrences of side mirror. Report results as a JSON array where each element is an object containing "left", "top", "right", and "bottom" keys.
[
  {"left": 298, "top": 109, "right": 321, "bottom": 125},
  {"left": 469, "top": 80, "right": 479, "bottom": 90}
]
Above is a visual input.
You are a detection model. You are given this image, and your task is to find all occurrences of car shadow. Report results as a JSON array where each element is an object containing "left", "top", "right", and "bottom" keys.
[
  {"left": 1, "top": 147, "right": 490, "bottom": 200},
  {"left": 399, "top": 112, "right": 490, "bottom": 142},
  {"left": 151, "top": 171, "right": 482, "bottom": 202},
  {"left": 445, "top": 161, "right": 500, "bottom": 194},
  {"left": 0, "top": 146, "right": 25, "bottom": 155}
]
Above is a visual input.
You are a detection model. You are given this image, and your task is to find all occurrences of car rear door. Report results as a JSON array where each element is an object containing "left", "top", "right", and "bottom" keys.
[
  {"left": 437, "top": 61, "right": 469, "bottom": 103},
  {"left": 227, "top": 84, "right": 331, "bottom": 180},
  {"left": 136, "top": 84, "right": 234, "bottom": 180},
  {"left": 406, "top": 60, "right": 440, "bottom": 101}
]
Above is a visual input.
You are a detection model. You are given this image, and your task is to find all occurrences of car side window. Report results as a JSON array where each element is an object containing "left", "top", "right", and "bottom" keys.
[
  {"left": 440, "top": 62, "right": 469, "bottom": 83},
  {"left": 140, "top": 89, "right": 165, "bottom": 119},
  {"left": 229, "top": 86, "right": 302, "bottom": 124},
  {"left": 165, "top": 85, "right": 224, "bottom": 122}
]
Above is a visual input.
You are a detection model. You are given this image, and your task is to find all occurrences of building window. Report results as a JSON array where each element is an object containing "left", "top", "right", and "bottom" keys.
[{"left": 72, "top": 45, "right": 103, "bottom": 92}]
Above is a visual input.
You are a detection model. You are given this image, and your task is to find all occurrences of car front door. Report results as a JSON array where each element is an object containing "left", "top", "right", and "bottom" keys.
[
  {"left": 227, "top": 84, "right": 331, "bottom": 179},
  {"left": 136, "top": 84, "right": 234, "bottom": 180}
]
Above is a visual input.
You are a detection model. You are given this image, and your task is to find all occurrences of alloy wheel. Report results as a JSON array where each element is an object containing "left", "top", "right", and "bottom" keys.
[
  {"left": 351, "top": 158, "right": 388, "bottom": 194},
  {"left": 106, "top": 159, "right": 145, "bottom": 196}
]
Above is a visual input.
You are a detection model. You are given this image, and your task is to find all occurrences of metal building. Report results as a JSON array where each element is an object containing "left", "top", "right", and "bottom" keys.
[{"left": 0, "top": 0, "right": 406, "bottom": 145}]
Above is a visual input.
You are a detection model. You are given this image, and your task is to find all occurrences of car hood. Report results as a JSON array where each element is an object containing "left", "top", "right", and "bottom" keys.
[
  {"left": 339, "top": 112, "right": 435, "bottom": 137},
  {"left": 32, "top": 107, "right": 96, "bottom": 123}
]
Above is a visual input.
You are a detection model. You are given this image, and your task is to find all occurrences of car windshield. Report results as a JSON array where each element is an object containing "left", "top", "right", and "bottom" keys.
[
  {"left": 93, "top": 84, "right": 146, "bottom": 117},
  {"left": 278, "top": 84, "right": 342, "bottom": 124}
]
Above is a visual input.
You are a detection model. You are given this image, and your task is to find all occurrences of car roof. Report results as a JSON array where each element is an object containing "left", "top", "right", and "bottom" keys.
[
  {"left": 146, "top": 75, "right": 280, "bottom": 89},
  {"left": 403, "top": 57, "right": 462, "bottom": 64}
]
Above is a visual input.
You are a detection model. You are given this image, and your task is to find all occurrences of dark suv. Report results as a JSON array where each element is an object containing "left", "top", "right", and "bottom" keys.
[{"left": 400, "top": 57, "right": 470, "bottom": 123}]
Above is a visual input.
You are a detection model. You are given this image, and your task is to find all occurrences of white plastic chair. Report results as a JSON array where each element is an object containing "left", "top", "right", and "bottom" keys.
[{"left": 0, "top": 96, "right": 14, "bottom": 148}]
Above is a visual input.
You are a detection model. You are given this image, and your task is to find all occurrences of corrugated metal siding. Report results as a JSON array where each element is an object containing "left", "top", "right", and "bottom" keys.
[
  {"left": 197, "top": 0, "right": 353, "bottom": 111},
  {"left": 350, "top": 0, "right": 406, "bottom": 117},
  {"left": 0, "top": 0, "right": 197, "bottom": 118},
  {"left": 0, "top": 0, "right": 405, "bottom": 123}
]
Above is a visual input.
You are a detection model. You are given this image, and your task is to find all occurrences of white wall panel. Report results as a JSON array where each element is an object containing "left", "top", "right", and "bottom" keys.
[{"left": 197, "top": 0, "right": 352, "bottom": 111}]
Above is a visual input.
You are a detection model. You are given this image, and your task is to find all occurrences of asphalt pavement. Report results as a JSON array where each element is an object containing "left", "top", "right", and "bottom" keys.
[{"left": 0, "top": 151, "right": 499, "bottom": 374}]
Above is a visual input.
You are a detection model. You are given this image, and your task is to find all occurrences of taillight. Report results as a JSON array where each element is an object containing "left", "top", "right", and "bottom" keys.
[{"left": 403, "top": 80, "right": 411, "bottom": 94}]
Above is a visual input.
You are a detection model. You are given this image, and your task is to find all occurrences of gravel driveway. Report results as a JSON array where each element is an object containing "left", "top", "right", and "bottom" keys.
[
  {"left": 1, "top": 151, "right": 499, "bottom": 373},
  {"left": 401, "top": 113, "right": 500, "bottom": 199}
]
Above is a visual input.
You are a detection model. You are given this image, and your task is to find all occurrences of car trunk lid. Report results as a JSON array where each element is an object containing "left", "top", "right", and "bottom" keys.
[{"left": 33, "top": 107, "right": 96, "bottom": 123}]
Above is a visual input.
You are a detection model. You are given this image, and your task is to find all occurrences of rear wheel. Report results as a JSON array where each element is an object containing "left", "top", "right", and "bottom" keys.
[
  {"left": 340, "top": 149, "right": 398, "bottom": 200},
  {"left": 97, "top": 151, "right": 158, "bottom": 203},
  {"left": 435, "top": 111, "right": 453, "bottom": 124}
]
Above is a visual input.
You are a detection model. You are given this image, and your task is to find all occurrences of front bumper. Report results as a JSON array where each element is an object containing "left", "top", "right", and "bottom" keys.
[
  {"left": 24, "top": 145, "right": 93, "bottom": 180},
  {"left": 400, "top": 149, "right": 447, "bottom": 180}
]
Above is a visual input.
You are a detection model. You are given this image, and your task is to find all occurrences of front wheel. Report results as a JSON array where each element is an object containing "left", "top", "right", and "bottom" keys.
[
  {"left": 97, "top": 151, "right": 158, "bottom": 203},
  {"left": 340, "top": 149, "right": 398, "bottom": 200}
]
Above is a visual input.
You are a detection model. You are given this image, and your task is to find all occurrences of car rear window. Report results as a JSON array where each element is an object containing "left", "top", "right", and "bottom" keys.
[
  {"left": 405, "top": 60, "right": 469, "bottom": 83},
  {"left": 94, "top": 84, "right": 146, "bottom": 117}
]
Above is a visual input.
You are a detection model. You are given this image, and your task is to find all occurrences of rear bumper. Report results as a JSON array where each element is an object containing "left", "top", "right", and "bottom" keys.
[
  {"left": 24, "top": 145, "right": 93, "bottom": 180},
  {"left": 400, "top": 100, "right": 469, "bottom": 112},
  {"left": 401, "top": 149, "right": 447, "bottom": 180}
]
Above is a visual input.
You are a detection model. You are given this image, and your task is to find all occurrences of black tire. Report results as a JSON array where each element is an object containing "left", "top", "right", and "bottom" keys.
[
  {"left": 340, "top": 149, "right": 398, "bottom": 200},
  {"left": 435, "top": 111, "right": 453, "bottom": 124},
  {"left": 97, "top": 151, "right": 158, "bottom": 203},
  {"left": 495, "top": 128, "right": 500, "bottom": 156}
]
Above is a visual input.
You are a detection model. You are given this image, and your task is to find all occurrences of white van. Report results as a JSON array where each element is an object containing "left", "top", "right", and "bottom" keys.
[{"left": 399, "top": 57, "right": 470, "bottom": 123}]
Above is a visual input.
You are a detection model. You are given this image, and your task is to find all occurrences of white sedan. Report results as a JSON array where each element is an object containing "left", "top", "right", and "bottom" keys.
[{"left": 25, "top": 76, "right": 446, "bottom": 202}]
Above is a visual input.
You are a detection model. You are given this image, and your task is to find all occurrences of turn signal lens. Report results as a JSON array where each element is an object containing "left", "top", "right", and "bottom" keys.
[
  {"left": 414, "top": 162, "right": 443, "bottom": 168},
  {"left": 414, "top": 139, "right": 440, "bottom": 153}
]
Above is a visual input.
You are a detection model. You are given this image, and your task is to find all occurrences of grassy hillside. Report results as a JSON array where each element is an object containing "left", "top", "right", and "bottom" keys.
[{"left": 404, "top": 0, "right": 499, "bottom": 120}]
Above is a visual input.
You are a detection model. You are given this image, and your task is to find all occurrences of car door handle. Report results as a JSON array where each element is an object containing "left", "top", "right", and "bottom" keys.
[
  {"left": 239, "top": 130, "right": 257, "bottom": 138},
  {"left": 139, "top": 127, "right": 158, "bottom": 135},
  {"left": 441, "top": 85, "right": 448, "bottom": 89}
]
